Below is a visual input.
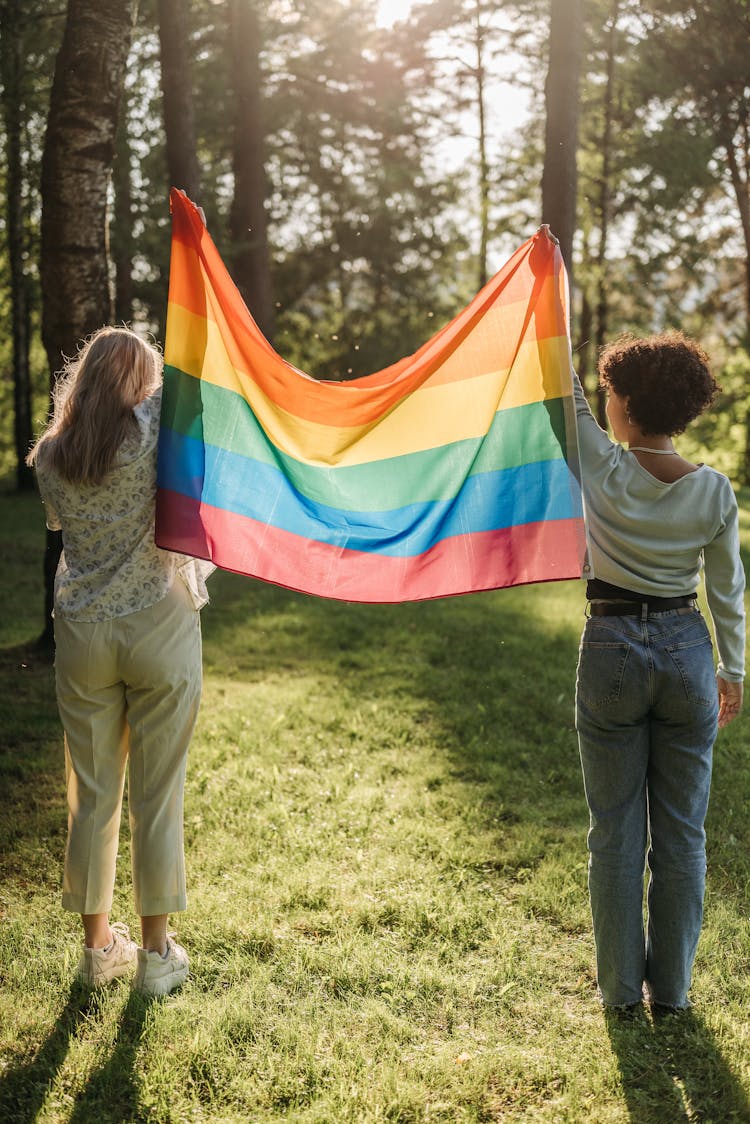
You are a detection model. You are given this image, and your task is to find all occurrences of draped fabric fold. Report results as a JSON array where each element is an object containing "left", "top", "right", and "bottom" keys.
[{"left": 155, "top": 189, "right": 587, "bottom": 602}]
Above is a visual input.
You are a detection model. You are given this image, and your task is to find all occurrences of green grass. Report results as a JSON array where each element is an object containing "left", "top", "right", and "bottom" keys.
[{"left": 1, "top": 488, "right": 749, "bottom": 1123}]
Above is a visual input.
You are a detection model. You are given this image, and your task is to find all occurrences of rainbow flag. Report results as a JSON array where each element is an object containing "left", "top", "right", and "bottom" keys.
[{"left": 156, "top": 189, "right": 586, "bottom": 601}]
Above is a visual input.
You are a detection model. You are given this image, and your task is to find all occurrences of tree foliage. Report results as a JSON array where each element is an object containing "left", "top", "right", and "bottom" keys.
[{"left": 0, "top": 0, "right": 749, "bottom": 483}]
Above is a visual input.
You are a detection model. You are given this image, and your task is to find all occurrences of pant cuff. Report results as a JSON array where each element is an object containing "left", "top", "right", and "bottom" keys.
[
  {"left": 135, "top": 894, "right": 187, "bottom": 916},
  {"left": 62, "top": 891, "right": 114, "bottom": 914}
]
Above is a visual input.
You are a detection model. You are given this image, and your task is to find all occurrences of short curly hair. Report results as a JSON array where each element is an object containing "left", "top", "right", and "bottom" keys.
[{"left": 597, "top": 330, "right": 719, "bottom": 436}]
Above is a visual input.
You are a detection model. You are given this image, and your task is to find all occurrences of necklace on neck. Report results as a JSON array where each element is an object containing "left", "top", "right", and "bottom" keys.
[{"left": 629, "top": 445, "right": 678, "bottom": 455}]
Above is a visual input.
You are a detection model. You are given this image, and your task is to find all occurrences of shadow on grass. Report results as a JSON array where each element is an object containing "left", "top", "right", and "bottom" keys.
[
  {"left": 0, "top": 983, "right": 95, "bottom": 1123},
  {"left": 0, "top": 639, "right": 64, "bottom": 888},
  {"left": 604, "top": 1007, "right": 750, "bottom": 1123},
  {"left": 3, "top": 570, "right": 749, "bottom": 1115},
  {"left": 207, "top": 574, "right": 590, "bottom": 832},
  {"left": 0, "top": 982, "right": 152, "bottom": 1123},
  {"left": 200, "top": 572, "right": 748, "bottom": 891},
  {"left": 67, "top": 989, "right": 155, "bottom": 1124}
]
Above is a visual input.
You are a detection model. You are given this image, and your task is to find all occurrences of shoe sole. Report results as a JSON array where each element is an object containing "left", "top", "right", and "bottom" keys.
[
  {"left": 134, "top": 967, "right": 189, "bottom": 997},
  {"left": 76, "top": 962, "right": 137, "bottom": 987}
]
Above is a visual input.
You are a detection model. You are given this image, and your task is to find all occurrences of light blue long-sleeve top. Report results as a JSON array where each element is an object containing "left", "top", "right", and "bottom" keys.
[{"left": 572, "top": 371, "right": 745, "bottom": 682}]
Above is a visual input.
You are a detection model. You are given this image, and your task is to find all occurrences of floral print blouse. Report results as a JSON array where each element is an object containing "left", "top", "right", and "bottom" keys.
[{"left": 36, "top": 388, "right": 214, "bottom": 622}]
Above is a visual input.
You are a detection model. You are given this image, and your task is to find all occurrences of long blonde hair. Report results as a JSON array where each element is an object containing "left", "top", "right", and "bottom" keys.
[{"left": 27, "top": 326, "right": 163, "bottom": 486}]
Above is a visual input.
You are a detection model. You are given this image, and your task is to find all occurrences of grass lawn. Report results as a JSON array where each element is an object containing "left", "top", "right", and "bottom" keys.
[{"left": 1, "top": 487, "right": 749, "bottom": 1123}]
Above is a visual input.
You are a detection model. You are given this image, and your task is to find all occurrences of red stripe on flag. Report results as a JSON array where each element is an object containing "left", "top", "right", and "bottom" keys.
[{"left": 156, "top": 488, "right": 586, "bottom": 602}]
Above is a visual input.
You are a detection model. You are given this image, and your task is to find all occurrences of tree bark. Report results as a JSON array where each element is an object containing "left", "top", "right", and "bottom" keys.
[
  {"left": 474, "top": 0, "right": 490, "bottom": 290},
  {"left": 594, "top": 0, "right": 619, "bottom": 428},
  {"left": 228, "top": 0, "right": 274, "bottom": 340},
  {"left": 575, "top": 245, "right": 594, "bottom": 393},
  {"left": 39, "top": 0, "right": 135, "bottom": 645},
  {"left": 0, "top": 2, "right": 35, "bottom": 491},
  {"left": 541, "top": 0, "right": 584, "bottom": 279},
  {"left": 112, "top": 103, "right": 135, "bottom": 324},
  {"left": 41, "top": 0, "right": 135, "bottom": 372},
  {"left": 718, "top": 114, "right": 750, "bottom": 481},
  {"left": 157, "top": 0, "right": 200, "bottom": 199}
]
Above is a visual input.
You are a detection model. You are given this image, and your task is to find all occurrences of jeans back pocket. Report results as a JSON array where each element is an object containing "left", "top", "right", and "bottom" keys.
[
  {"left": 576, "top": 639, "right": 631, "bottom": 710},
  {"left": 666, "top": 634, "right": 716, "bottom": 708}
]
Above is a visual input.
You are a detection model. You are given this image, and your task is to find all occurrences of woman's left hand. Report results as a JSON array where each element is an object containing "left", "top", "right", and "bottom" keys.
[{"left": 717, "top": 676, "right": 743, "bottom": 728}]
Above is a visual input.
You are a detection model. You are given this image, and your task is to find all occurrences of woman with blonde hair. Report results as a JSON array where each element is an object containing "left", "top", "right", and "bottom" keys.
[{"left": 28, "top": 325, "right": 212, "bottom": 996}]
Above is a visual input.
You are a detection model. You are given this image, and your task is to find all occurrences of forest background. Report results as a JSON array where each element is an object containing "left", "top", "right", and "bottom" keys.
[
  {"left": 2, "top": 4, "right": 750, "bottom": 1120},
  {"left": 1, "top": 0, "right": 750, "bottom": 496}
]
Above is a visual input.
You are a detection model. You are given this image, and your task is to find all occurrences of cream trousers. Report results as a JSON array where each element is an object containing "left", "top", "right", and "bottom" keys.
[{"left": 54, "top": 578, "right": 203, "bottom": 916}]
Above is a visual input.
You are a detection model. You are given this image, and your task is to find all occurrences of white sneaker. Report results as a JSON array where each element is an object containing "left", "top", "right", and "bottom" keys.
[
  {"left": 133, "top": 936, "right": 189, "bottom": 996},
  {"left": 75, "top": 922, "right": 138, "bottom": 986}
]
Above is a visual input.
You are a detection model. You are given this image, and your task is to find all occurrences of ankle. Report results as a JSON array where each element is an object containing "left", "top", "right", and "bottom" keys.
[
  {"left": 140, "top": 913, "right": 169, "bottom": 957},
  {"left": 84, "top": 929, "right": 112, "bottom": 951},
  {"left": 143, "top": 942, "right": 168, "bottom": 957},
  {"left": 81, "top": 913, "right": 112, "bottom": 950}
]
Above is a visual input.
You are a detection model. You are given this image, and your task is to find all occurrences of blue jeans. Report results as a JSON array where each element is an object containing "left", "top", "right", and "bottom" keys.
[{"left": 575, "top": 608, "right": 718, "bottom": 1008}]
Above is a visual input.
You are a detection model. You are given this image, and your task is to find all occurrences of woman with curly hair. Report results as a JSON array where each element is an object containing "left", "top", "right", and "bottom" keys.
[
  {"left": 28, "top": 326, "right": 213, "bottom": 996},
  {"left": 573, "top": 330, "right": 745, "bottom": 1013}
]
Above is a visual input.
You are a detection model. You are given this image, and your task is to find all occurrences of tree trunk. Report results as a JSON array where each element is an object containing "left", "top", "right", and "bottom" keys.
[
  {"left": 580, "top": 258, "right": 593, "bottom": 391},
  {"left": 593, "top": 0, "right": 619, "bottom": 429},
  {"left": 228, "top": 0, "right": 274, "bottom": 340},
  {"left": 39, "top": 0, "right": 135, "bottom": 646},
  {"left": 0, "top": 2, "right": 35, "bottom": 491},
  {"left": 474, "top": 0, "right": 489, "bottom": 290},
  {"left": 722, "top": 118, "right": 750, "bottom": 482},
  {"left": 41, "top": 0, "right": 135, "bottom": 370},
  {"left": 112, "top": 103, "right": 135, "bottom": 324},
  {"left": 157, "top": 0, "right": 200, "bottom": 199},
  {"left": 541, "top": 0, "right": 583, "bottom": 279}
]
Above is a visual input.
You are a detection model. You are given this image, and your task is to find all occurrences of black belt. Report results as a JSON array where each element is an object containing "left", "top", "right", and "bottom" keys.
[{"left": 589, "top": 596, "right": 696, "bottom": 618}]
